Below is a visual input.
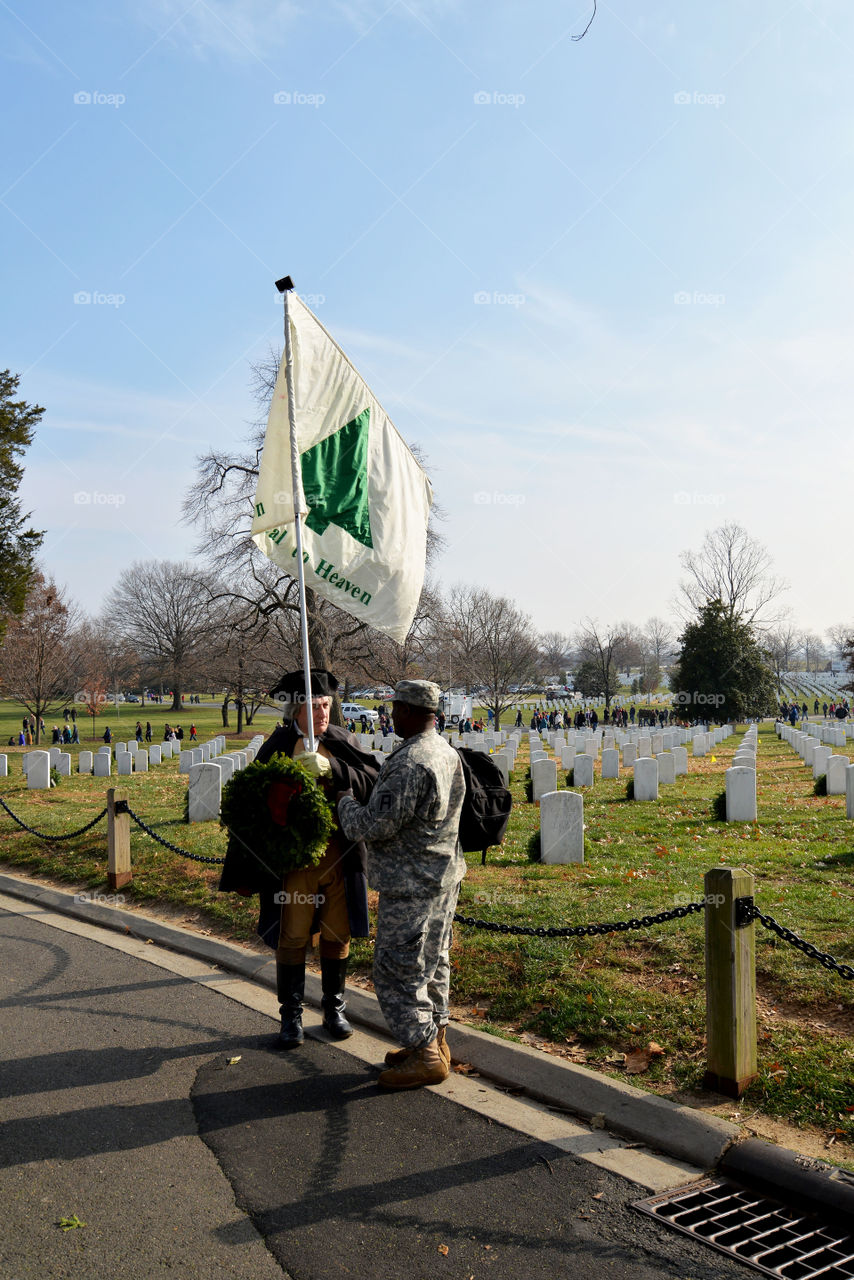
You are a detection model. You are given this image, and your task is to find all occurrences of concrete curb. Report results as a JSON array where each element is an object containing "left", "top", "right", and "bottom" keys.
[{"left": 7, "top": 869, "right": 851, "bottom": 1206}]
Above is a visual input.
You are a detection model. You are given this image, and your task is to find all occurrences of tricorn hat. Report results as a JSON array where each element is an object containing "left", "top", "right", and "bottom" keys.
[{"left": 269, "top": 668, "right": 340, "bottom": 701}]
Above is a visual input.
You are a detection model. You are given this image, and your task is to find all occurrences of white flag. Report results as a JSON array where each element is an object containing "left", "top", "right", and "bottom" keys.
[{"left": 251, "top": 293, "right": 433, "bottom": 644}]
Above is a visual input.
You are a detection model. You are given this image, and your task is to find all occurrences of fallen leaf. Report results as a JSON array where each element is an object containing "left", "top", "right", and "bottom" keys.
[
  {"left": 227, "top": 1056, "right": 242, "bottom": 1066},
  {"left": 648, "top": 1042, "right": 665, "bottom": 1056},
  {"left": 437, "top": 1244, "right": 449, "bottom": 1256},
  {"left": 624, "top": 1048, "right": 654, "bottom": 1075}
]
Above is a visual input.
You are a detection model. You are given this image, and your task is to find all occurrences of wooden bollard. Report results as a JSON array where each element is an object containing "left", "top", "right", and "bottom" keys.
[
  {"left": 107, "top": 788, "right": 132, "bottom": 891},
  {"left": 703, "top": 866, "right": 757, "bottom": 1098}
]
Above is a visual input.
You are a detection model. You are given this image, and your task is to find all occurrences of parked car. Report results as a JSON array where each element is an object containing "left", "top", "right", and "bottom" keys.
[
  {"left": 341, "top": 702, "right": 379, "bottom": 722},
  {"left": 125, "top": 693, "right": 140, "bottom": 702}
]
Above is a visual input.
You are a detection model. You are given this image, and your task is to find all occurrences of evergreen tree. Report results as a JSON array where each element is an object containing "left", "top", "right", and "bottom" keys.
[
  {"left": 670, "top": 600, "right": 776, "bottom": 723},
  {"left": 0, "top": 370, "right": 44, "bottom": 636}
]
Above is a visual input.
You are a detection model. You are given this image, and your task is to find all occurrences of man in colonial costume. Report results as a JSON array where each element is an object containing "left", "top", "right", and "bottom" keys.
[{"left": 219, "top": 668, "right": 380, "bottom": 1049}]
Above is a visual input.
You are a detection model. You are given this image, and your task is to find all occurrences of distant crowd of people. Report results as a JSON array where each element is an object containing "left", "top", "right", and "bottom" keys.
[{"left": 779, "top": 698, "right": 850, "bottom": 726}]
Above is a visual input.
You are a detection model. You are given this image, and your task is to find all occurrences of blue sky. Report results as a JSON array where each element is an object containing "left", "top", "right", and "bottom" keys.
[{"left": 2, "top": 0, "right": 853, "bottom": 638}]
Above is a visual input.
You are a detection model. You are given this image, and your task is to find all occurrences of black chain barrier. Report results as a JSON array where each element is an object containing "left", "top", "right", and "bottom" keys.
[
  {"left": 122, "top": 804, "right": 226, "bottom": 865},
  {"left": 453, "top": 900, "right": 706, "bottom": 938},
  {"left": 741, "top": 901, "right": 854, "bottom": 981},
  {"left": 0, "top": 796, "right": 108, "bottom": 842}
]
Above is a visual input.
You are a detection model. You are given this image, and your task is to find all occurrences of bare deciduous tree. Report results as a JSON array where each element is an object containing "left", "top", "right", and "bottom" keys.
[
  {"left": 104, "top": 561, "right": 217, "bottom": 712},
  {"left": 678, "top": 522, "right": 787, "bottom": 626},
  {"left": 0, "top": 574, "right": 82, "bottom": 741},
  {"left": 574, "top": 619, "right": 633, "bottom": 713}
]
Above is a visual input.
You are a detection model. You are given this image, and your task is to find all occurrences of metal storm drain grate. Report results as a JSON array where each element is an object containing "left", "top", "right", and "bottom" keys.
[{"left": 633, "top": 1177, "right": 854, "bottom": 1278}]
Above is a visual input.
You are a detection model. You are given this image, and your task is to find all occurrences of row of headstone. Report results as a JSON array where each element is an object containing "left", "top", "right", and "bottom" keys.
[
  {"left": 187, "top": 736, "right": 265, "bottom": 821},
  {"left": 16, "top": 735, "right": 237, "bottom": 789},
  {"left": 777, "top": 721, "right": 853, "bottom": 806},
  {"left": 726, "top": 727, "right": 758, "bottom": 821}
]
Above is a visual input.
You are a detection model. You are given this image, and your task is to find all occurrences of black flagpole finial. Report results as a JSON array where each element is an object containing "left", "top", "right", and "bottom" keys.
[{"left": 275, "top": 275, "right": 295, "bottom": 293}]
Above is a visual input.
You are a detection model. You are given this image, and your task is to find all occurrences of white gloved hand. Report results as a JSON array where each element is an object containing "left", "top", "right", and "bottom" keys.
[{"left": 299, "top": 751, "right": 332, "bottom": 779}]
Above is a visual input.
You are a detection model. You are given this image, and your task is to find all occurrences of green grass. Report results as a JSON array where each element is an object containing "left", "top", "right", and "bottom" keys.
[{"left": 2, "top": 700, "right": 853, "bottom": 1159}]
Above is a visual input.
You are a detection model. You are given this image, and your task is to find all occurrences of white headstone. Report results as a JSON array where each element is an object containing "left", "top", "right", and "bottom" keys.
[
  {"left": 56, "top": 753, "right": 71, "bottom": 777},
  {"left": 601, "top": 747, "right": 620, "bottom": 779},
  {"left": 650, "top": 733, "right": 664, "bottom": 755},
  {"left": 812, "top": 746, "right": 832, "bottom": 780},
  {"left": 492, "top": 752, "right": 509, "bottom": 785},
  {"left": 540, "top": 791, "right": 584, "bottom": 864},
  {"left": 26, "top": 750, "right": 50, "bottom": 789},
  {"left": 531, "top": 757, "right": 558, "bottom": 802},
  {"left": 726, "top": 765, "right": 756, "bottom": 821},
  {"left": 825, "top": 754, "right": 848, "bottom": 794},
  {"left": 633, "top": 756, "right": 658, "bottom": 801},
  {"left": 78, "top": 751, "right": 93, "bottom": 774},
  {"left": 93, "top": 752, "right": 111, "bottom": 777},
  {"left": 657, "top": 752, "right": 675, "bottom": 784},
  {"left": 188, "top": 761, "right": 222, "bottom": 822},
  {"left": 134, "top": 750, "right": 149, "bottom": 772},
  {"left": 637, "top": 736, "right": 652, "bottom": 758},
  {"left": 673, "top": 746, "right": 688, "bottom": 776},
  {"left": 149, "top": 744, "right": 162, "bottom": 764},
  {"left": 560, "top": 744, "right": 576, "bottom": 770},
  {"left": 572, "top": 754, "right": 594, "bottom": 787},
  {"left": 622, "top": 742, "right": 637, "bottom": 767},
  {"left": 846, "top": 764, "right": 854, "bottom": 819},
  {"left": 116, "top": 751, "right": 133, "bottom": 776},
  {"left": 0, "top": 755, "right": 7, "bottom": 778},
  {"left": 98, "top": 744, "right": 112, "bottom": 755},
  {"left": 49, "top": 747, "right": 61, "bottom": 765},
  {"left": 692, "top": 736, "right": 706, "bottom": 757},
  {"left": 217, "top": 754, "right": 235, "bottom": 785}
]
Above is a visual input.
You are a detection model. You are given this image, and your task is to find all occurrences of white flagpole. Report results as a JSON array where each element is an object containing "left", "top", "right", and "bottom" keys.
[{"left": 279, "top": 277, "right": 317, "bottom": 753}]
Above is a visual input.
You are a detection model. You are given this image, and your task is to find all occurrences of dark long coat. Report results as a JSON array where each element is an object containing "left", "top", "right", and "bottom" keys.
[{"left": 219, "top": 722, "right": 381, "bottom": 948}]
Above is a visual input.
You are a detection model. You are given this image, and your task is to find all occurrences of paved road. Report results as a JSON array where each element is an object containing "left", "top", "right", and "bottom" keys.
[{"left": 0, "top": 905, "right": 757, "bottom": 1279}]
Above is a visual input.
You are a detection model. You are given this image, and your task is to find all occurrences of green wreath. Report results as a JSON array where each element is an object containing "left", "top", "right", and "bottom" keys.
[{"left": 220, "top": 754, "right": 335, "bottom": 878}]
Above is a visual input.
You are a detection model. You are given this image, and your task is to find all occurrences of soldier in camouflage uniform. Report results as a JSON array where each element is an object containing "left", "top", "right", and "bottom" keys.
[{"left": 337, "top": 679, "right": 466, "bottom": 1089}]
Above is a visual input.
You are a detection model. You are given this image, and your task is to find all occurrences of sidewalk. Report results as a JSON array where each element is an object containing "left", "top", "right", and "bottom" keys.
[{"left": 2, "top": 870, "right": 852, "bottom": 1228}]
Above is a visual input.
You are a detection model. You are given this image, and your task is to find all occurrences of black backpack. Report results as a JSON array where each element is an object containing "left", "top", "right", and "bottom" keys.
[{"left": 454, "top": 747, "right": 513, "bottom": 864}]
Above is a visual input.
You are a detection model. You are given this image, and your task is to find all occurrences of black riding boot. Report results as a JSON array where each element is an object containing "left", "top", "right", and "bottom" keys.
[
  {"left": 320, "top": 957, "right": 353, "bottom": 1039},
  {"left": 275, "top": 962, "right": 305, "bottom": 1049}
]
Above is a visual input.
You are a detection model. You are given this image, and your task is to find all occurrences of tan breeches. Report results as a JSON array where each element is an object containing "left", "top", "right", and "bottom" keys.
[{"left": 275, "top": 846, "right": 351, "bottom": 964}]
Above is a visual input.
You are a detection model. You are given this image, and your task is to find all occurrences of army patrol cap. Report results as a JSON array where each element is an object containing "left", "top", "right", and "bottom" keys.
[{"left": 393, "top": 679, "right": 441, "bottom": 711}]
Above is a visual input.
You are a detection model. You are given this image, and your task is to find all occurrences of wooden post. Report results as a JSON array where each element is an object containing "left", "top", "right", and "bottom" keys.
[
  {"left": 107, "top": 788, "right": 132, "bottom": 891},
  {"left": 703, "top": 866, "right": 757, "bottom": 1097}
]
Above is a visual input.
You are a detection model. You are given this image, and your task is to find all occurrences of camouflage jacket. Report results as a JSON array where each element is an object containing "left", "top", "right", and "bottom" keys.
[{"left": 337, "top": 728, "right": 466, "bottom": 896}]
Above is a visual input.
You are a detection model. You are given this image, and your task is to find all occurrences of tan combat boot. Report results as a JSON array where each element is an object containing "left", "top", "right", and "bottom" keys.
[
  {"left": 384, "top": 1025, "right": 452, "bottom": 1068},
  {"left": 377, "top": 1038, "right": 449, "bottom": 1089}
]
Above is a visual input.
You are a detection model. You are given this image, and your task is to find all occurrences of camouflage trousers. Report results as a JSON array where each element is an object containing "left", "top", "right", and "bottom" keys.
[{"left": 373, "top": 880, "right": 462, "bottom": 1050}]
